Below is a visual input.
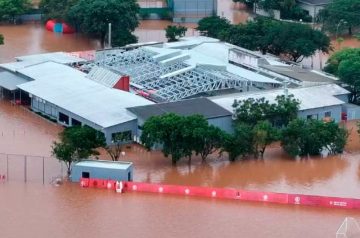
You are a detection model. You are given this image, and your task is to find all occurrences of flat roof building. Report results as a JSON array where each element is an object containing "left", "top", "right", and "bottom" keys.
[
  {"left": 128, "top": 97, "right": 234, "bottom": 137},
  {"left": 71, "top": 160, "right": 133, "bottom": 182},
  {"left": 210, "top": 84, "right": 350, "bottom": 123}
]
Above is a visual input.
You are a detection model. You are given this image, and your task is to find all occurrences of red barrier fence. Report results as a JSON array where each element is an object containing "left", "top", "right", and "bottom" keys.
[{"left": 79, "top": 178, "right": 360, "bottom": 210}]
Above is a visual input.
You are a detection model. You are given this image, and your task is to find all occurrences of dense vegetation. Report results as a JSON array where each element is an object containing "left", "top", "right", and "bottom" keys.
[
  {"left": 324, "top": 48, "right": 360, "bottom": 104},
  {"left": 140, "top": 95, "right": 348, "bottom": 164},
  {"left": 0, "top": 34, "right": 3, "bottom": 45},
  {"left": 165, "top": 25, "right": 187, "bottom": 42},
  {"left": 318, "top": 0, "right": 360, "bottom": 36},
  {"left": 197, "top": 16, "right": 331, "bottom": 62},
  {"left": 0, "top": 0, "right": 31, "bottom": 22},
  {"left": 232, "top": 0, "right": 312, "bottom": 22},
  {"left": 39, "top": 0, "right": 78, "bottom": 22},
  {"left": 40, "top": 0, "right": 139, "bottom": 47}
]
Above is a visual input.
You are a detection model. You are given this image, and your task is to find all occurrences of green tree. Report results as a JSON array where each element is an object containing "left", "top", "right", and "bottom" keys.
[
  {"left": 232, "top": 0, "right": 311, "bottom": 22},
  {"left": 165, "top": 25, "right": 187, "bottom": 42},
  {"left": 67, "top": 0, "right": 139, "bottom": 47},
  {"left": 0, "top": 0, "right": 31, "bottom": 23},
  {"left": 233, "top": 94, "right": 300, "bottom": 127},
  {"left": 223, "top": 123, "right": 254, "bottom": 161},
  {"left": 318, "top": 0, "right": 360, "bottom": 35},
  {"left": 192, "top": 125, "right": 227, "bottom": 161},
  {"left": 252, "top": 120, "right": 279, "bottom": 158},
  {"left": 140, "top": 113, "right": 189, "bottom": 164},
  {"left": 40, "top": 0, "right": 78, "bottom": 22},
  {"left": 111, "top": 28, "right": 138, "bottom": 47},
  {"left": 105, "top": 131, "right": 130, "bottom": 161},
  {"left": 196, "top": 16, "right": 231, "bottom": 39},
  {"left": 52, "top": 126, "right": 106, "bottom": 175},
  {"left": 220, "top": 18, "right": 330, "bottom": 62},
  {"left": 324, "top": 48, "right": 360, "bottom": 103},
  {"left": 281, "top": 119, "right": 348, "bottom": 157},
  {"left": 0, "top": 34, "right": 3, "bottom": 45}
]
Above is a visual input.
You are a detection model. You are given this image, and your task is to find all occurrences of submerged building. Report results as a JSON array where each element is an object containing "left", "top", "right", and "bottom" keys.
[{"left": 0, "top": 36, "right": 358, "bottom": 144}]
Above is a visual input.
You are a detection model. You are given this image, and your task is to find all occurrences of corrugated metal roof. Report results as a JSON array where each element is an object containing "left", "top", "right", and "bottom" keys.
[
  {"left": 74, "top": 160, "right": 132, "bottom": 170},
  {"left": 15, "top": 52, "right": 86, "bottom": 64},
  {"left": 210, "top": 84, "right": 349, "bottom": 112},
  {"left": 86, "top": 66, "right": 121, "bottom": 87},
  {"left": 127, "top": 97, "right": 232, "bottom": 121},
  {"left": 0, "top": 71, "right": 29, "bottom": 91},
  {"left": 17, "top": 62, "right": 153, "bottom": 128}
]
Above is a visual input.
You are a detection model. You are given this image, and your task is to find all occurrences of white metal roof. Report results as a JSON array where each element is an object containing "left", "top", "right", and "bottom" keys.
[
  {"left": 86, "top": 66, "right": 121, "bottom": 88},
  {"left": 15, "top": 52, "right": 86, "bottom": 64},
  {"left": 74, "top": 160, "right": 132, "bottom": 170},
  {"left": 0, "top": 61, "right": 43, "bottom": 72},
  {"left": 0, "top": 71, "right": 29, "bottom": 91},
  {"left": 210, "top": 84, "right": 349, "bottom": 112},
  {"left": 17, "top": 62, "right": 153, "bottom": 128}
]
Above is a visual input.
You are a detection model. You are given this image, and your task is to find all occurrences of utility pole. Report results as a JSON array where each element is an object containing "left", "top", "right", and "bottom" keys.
[{"left": 108, "top": 23, "right": 112, "bottom": 48}]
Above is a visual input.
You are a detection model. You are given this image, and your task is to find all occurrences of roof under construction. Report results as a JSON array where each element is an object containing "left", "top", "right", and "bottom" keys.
[{"left": 91, "top": 37, "right": 282, "bottom": 102}]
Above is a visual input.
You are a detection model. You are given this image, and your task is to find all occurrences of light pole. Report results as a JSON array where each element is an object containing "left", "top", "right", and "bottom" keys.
[{"left": 336, "top": 19, "right": 347, "bottom": 39}]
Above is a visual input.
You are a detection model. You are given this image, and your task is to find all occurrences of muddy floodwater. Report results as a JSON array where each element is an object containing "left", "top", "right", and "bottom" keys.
[{"left": 1, "top": 7, "right": 360, "bottom": 237}]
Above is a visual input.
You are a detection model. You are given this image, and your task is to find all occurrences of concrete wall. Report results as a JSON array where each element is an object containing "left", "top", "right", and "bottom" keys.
[
  {"left": 335, "top": 94, "right": 349, "bottom": 103},
  {"left": 30, "top": 96, "right": 137, "bottom": 145},
  {"left": 71, "top": 164, "right": 133, "bottom": 182},
  {"left": 298, "top": 105, "right": 343, "bottom": 122},
  {"left": 208, "top": 116, "right": 234, "bottom": 134},
  {"left": 102, "top": 120, "right": 138, "bottom": 145},
  {"left": 297, "top": 3, "right": 325, "bottom": 18}
]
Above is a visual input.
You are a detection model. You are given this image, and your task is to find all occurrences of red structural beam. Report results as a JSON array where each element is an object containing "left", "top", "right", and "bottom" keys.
[{"left": 79, "top": 178, "right": 360, "bottom": 210}]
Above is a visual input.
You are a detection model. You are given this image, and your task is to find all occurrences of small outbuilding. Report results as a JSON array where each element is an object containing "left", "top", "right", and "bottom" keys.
[{"left": 71, "top": 160, "right": 133, "bottom": 182}]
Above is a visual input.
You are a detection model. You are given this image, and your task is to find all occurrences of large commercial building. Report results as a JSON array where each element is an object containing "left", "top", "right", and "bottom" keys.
[
  {"left": 0, "top": 37, "right": 358, "bottom": 146},
  {"left": 210, "top": 84, "right": 354, "bottom": 123}
]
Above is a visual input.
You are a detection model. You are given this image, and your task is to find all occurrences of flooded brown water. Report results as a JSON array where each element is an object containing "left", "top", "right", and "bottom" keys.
[{"left": 1, "top": 11, "right": 360, "bottom": 237}]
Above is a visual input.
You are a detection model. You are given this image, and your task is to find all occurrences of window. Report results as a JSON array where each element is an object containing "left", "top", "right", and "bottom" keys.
[
  {"left": 307, "top": 114, "right": 318, "bottom": 120},
  {"left": 59, "top": 112, "right": 69, "bottom": 125},
  {"left": 71, "top": 118, "right": 82, "bottom": 126},
  {"left": 324, "top": 111, "right": 332, "bottom": 118},
  {"left": 82, "top": 172, "right": 90, "bottom": 178},
  {"left": 111, "top": 131, "right": 132, "bottom": 143}
]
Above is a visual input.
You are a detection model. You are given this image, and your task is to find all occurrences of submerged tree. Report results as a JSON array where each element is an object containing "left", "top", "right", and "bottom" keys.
[
  {"left": 324, "top": 48, "right": 360, "bottom": 104},
  {"left": 0, "top": 0, "right": 31, "bottom": 23},
  {"left": 52, "top": 126, "right": 106, "bottom": 175},
  {"left": 40, "top": 0, "right": 79, "bottom": 22},
  {"left": 67, "top": 0, "right": 139, "bottom": 47},
  {"left": 318, "top": 0, "right": 360, "bottom": 35},
  {"left": 281, "top": 119, "right": 348, "bottom": 157},
  {"left": 165, "top": 25, "right": 187, "bottom": 42},
  {"left": 105, "top": 131, "right": 131, "bottom": 161},
  {"left": 196, "top": 16, "right": 231, "bottom": 39}
]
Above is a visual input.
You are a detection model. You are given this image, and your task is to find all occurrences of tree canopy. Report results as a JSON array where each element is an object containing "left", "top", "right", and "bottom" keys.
[
  {"left": 67, "top": 0, "right": 139, "bottom": 47},
  {"left": 140, "top": 113, "right": 227, "bottom": 164},
  {"left": 0, "top": 34, "right": 3, "bottom": 45},
  {"left": 232, "top": 0, "right": 311, "bottom": 22},
  {"left": 318, "top": 0, "right": 360, "bottom": 35},
  {"left": 0, "top": 0, "right": 31, "bottom": 22},
  {"left": 324, "top": 48, "right": 360, "bottom": 103},
  {"left": 233, "top": 94, "right": 300, "bottom": 127},
  {"left": 165, "top": 25, "right": 187, "bottom": 42},
  {"left": 40, "top": 0, "right": 79, "bottom": 22},
  {"left": 281, "top": 119, "right": 348, "bottom": 157},
  {"left": 52, "top": 126, "right": 106, "bottom": 175},
  {"left": 200, "top": 17, "right": 330, "bottom": 62},
  {"left": 197, "top": 16, "right": 231, "bottom": 39}
]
